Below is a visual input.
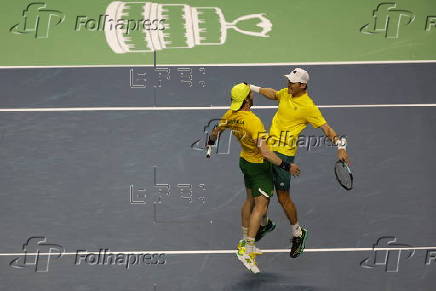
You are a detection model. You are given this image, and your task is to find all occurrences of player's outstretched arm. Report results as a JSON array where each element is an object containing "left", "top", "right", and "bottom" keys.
[
  {"left": 320, "top": 123, "right": 350, "bottom": 163},
  {"left": 257, "top": 139, "right": 300, "bottom": 176},
  {"left": 249, "top": 85, "right": 278, "bottom": 100}
]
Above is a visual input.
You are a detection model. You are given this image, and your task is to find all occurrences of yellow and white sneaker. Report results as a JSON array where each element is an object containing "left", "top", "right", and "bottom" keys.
[
  {"left": 236, "top": 240, "right": 260, "bottom": 273},
  {"left": 238, "top": 240, "right": 263, "bottom": 254}
]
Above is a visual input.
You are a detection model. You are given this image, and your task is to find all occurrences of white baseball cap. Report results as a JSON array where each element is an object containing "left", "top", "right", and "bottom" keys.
[{"left": 284, "top": 68, "right": 309, "bottom": 83}]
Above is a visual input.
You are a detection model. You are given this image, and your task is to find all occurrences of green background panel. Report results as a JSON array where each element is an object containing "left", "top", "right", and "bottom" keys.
[{"left": 1, "top": 0, "right": 435, "bottom": 66}]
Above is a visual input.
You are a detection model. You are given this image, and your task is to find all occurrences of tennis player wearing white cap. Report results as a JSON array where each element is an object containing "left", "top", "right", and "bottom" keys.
[
  {"left": 207, "top": 83, "right": 301, "bottom": 273},
  {"left": 249, "top": 68, "right": 350, "bottom": 258}
]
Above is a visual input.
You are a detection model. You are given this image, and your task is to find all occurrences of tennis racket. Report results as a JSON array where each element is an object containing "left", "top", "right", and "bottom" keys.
[{"left": 334, "top": 160, "right": 353, "bottom": 190}]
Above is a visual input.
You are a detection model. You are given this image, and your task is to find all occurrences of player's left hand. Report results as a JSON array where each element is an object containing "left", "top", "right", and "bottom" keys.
[
  {"left": 290, "top": 163, "right": 301, "bottom": 176},
  {"left": 337, "top": 149, "right": 350, "bottom": 164}
]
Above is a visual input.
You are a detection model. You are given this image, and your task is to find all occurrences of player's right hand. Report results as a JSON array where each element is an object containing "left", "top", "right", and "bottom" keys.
[
  {"left": 337, "top": 149, "right": 350, "bottom": 164},
  {"left": 290, "top": 163, "right": 301, "bottom": 176},
  {"left": 206, "top": 145, "right": 212, "bottom": 158}
]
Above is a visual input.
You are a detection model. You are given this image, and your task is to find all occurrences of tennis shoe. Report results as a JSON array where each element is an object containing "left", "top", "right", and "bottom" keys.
[
  {"left": 290, "top": 228, "right": 308, "bottom": 258},
  {"left": 236, "top": 240, "right": 260, "bottom": 273},
  {"left": 255, "top": 219, "right": 276, "bottom": 242}
]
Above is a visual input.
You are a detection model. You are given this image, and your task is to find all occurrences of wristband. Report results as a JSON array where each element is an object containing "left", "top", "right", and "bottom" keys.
[
  {"left": 335, "top": 137, "right": 347, "bottom": 150},
  {"left": 278, "top": 161, "right": 290, "bottom": 171},
  {"left": 249, "top": 84, "right": 260, "bottom": 93}
]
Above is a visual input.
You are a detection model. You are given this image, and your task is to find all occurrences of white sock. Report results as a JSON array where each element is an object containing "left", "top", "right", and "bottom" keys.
[
  {"left": 246, "top": 237, "right": 255, "bottom": 253},
  {"left": 242, "top": 227, "right": 248, "bottom": 240},
  {"left": 260, "top": 215, "right": 268, "bottom": 227},
  {"left": 291, "top": 223, "right": 302, "bottom": 237}
]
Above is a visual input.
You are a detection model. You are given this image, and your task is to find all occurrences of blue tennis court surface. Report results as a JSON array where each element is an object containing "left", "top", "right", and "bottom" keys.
[{"left": 0, "top": 63, "right": 435, "bottom": 290}]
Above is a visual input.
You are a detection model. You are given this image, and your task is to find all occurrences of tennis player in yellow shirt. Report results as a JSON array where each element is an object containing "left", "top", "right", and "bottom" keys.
[
  {"left": 207, "top": 83, "right": 300, "bottom": 273},
  {"left": 249, "top": 68, "right": 350, "bottom": 258}
]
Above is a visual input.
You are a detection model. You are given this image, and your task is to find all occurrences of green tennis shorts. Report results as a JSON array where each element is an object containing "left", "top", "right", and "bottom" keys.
[
  {"left": 272, "top": 152, "right": 295, "bottom": 191},
  {"left": 239, "top": 157, "right": 274, "bottom": 198}
]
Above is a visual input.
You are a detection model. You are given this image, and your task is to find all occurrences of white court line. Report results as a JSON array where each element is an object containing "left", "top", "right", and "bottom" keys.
[
  {"left": 1, "top": 104, "right": 436, "bottom": 112},
  {"left": 1, "top": 60, "right": 436, "bottom": 69},
  {"left": 0, "top": 246, "right": 435, "bottom": 256}
]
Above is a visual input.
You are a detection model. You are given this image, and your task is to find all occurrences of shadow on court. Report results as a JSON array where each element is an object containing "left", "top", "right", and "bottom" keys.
[{"left": 224, "top": 272, "right": 329, "bottom": 291}]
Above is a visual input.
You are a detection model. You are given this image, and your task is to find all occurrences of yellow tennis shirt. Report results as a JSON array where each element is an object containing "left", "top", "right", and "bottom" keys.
[
  {"left": 269, "top": 89, "right": 327, "bottom": 156},
  {"left": 218, "top": 110, "right": 268, "bottom": 163}
]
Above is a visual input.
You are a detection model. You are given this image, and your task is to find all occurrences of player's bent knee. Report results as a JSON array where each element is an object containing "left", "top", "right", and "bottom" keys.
[
  {"left": 254, "top": 197, "right": 269, "bottom": 210},
  {"left": 254, "top": 205, "right": 268, "bottom": 216}
]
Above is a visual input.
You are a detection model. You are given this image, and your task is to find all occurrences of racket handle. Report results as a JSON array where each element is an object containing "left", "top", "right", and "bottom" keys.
[{"left": 206, "top": 146, "right": 212, "bottom": 158}]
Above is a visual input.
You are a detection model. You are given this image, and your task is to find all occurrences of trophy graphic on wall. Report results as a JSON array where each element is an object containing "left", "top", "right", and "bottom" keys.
[{"left": 104, "top": 1, "right": 273, "bottom": 54}]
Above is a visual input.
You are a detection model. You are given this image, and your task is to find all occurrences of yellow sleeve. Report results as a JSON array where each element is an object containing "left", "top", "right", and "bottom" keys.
[
  {"left": 276, "top": 88, "right": 288, "bottom": 101},
  {"left": 306, "top": 105, "right": 327, "bottom": 128}
]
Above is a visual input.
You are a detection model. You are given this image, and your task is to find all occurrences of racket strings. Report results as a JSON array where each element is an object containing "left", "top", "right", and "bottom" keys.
[{"left": 335, "top": 163, "right": 352, "bottom": 188}]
